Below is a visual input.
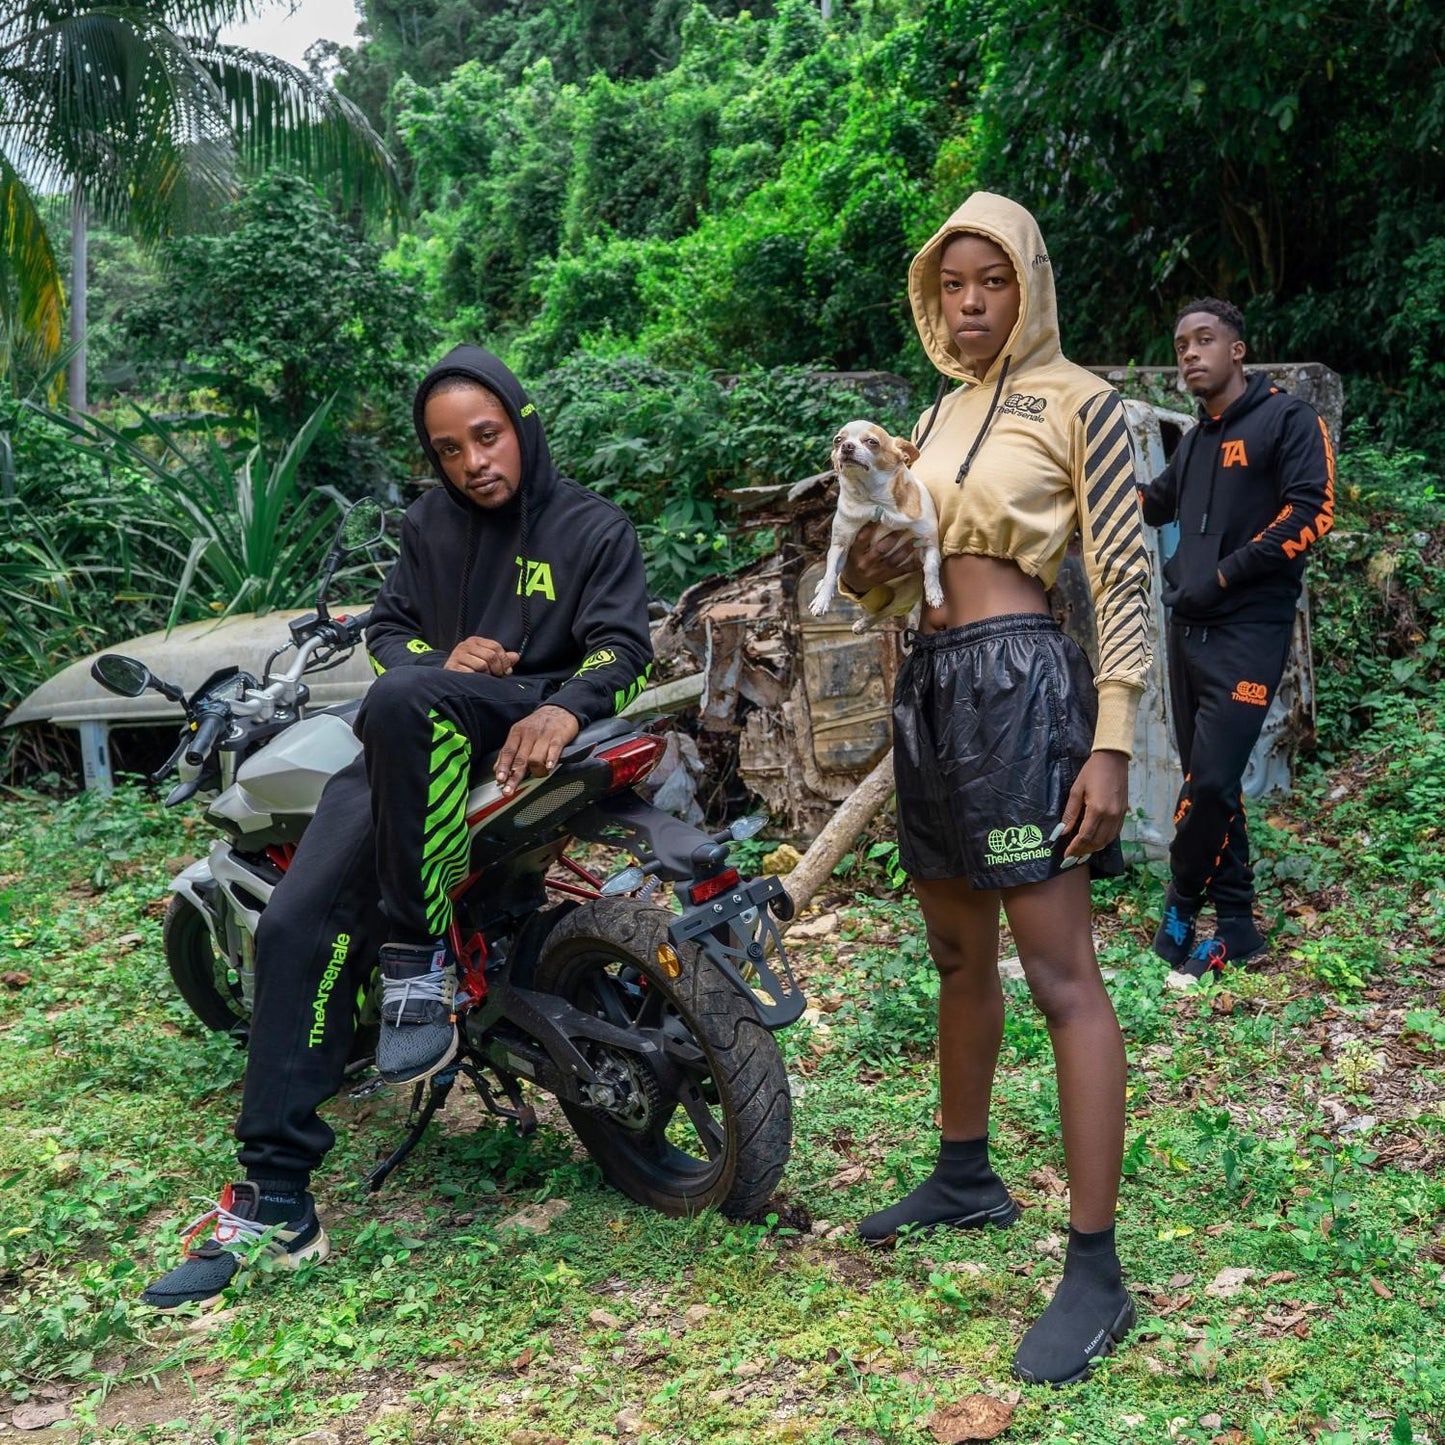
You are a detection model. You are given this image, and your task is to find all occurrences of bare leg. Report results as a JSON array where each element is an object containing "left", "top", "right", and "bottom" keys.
[
  {"left": 1001, "top": 866, "right": 1125, "bottom": 1232},
  {"left": 1004, "top": 866, "right": 1134, "bottom": 1385},
  {"left": 914, "top": 875, "right": 1004, "bottom": 1139},
  {"left": 855, "top": 875, "right": 1017, "bottom": 1242}
]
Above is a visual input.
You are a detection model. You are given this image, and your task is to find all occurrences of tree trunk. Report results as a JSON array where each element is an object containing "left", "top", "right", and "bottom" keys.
[
  {"left": 779, "top": 747, "right": 894, "bottom": 923},
  {"left": 67, "top": 185, "right": 88, "bottom": 420}
]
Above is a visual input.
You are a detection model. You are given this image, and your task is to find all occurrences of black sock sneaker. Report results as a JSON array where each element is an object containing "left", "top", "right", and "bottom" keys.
[
  {"left": 857, "top": 1137, "right": 1019, "bottom": 1245},
  {"left": 1012, "top": 1225, "right": 1135, "bottom": 1386},
  {"left": 141, "top": 1181, "right": 329, "bottom": 1310},
  {"left": 1152, "top": 887, "right": 1202, "bottom": 967},
  {"left": 1215, "top": 914, "right": 1267, "bottom": 963}
]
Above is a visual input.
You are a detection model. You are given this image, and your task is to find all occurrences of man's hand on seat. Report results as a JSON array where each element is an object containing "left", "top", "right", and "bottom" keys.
[
  {"left": 444, "top": 636, "right": 519, "bottom": 675},
  {"left": 495, "top": 705, "right": 580, "bottom": 796}
]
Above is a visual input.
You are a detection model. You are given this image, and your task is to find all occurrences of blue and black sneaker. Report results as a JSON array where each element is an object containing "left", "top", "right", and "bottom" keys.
[
  {"left": 1165, "top": 937, "right": 1229, "bottom": 990},
  {"left": 1152, "top": 887, "right": 1202, "bottom": 967}
]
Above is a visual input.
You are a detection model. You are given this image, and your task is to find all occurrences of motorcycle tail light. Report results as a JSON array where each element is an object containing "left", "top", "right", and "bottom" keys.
[
  {"left": 684, "top": 868, "right": 740, "bottom": 906},
  {"left": 595, "top": 735, "right": 666, "bottom": 791}
]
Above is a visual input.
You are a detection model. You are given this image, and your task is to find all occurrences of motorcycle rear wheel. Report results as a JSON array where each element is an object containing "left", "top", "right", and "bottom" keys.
[
  {"left": 163, "top": 895, "right": 248, "bottom": 1037},
  {"left": 534, "top": 897, "right": 791, "bottom": 1221}
]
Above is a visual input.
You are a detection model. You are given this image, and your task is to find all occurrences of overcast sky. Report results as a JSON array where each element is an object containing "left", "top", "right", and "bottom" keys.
[{"left": 218, "top": 0, "right": 363, "bottom": 67}]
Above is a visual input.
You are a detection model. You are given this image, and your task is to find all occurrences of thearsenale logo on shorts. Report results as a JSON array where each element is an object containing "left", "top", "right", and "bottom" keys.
[
  {"left": 985, "top": 824, "right": 1052, "bottom": 867},
  {"left": 1002, "top": 393, "right": 1048, "bottom": 422}
]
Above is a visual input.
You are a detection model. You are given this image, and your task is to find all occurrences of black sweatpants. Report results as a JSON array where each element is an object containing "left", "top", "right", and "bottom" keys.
[
  {"left": 1166, "top": 617, "right": 1294, "bottom": 914},
  {"left": 235, "top": 667, "right": 546, "bottom": 1185}
]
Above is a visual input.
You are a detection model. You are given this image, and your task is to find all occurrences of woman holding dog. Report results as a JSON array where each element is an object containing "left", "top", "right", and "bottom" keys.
[{"left": 839, "top": 192, "right": 1152, "bottom": 1385}]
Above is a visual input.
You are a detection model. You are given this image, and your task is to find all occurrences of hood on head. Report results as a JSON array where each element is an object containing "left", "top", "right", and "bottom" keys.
[
  {"left": 908, "top": 192, "right": 1062, "bottom": 384},
  {"left": 412, "top": 344, "right": 559, "bottom": 512}
]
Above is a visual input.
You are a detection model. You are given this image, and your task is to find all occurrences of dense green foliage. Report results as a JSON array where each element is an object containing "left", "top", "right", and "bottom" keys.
[
  {"left": 119, "top": 172, "right": 433, "bottom": 493},
  {"left": 0, "top": 0, "right": 393, "bottom": 373}
]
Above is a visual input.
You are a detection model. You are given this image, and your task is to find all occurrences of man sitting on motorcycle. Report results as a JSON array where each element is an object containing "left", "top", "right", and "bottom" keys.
[{"left": 142, "top": 346, "right": 655, "bottom": 1309}]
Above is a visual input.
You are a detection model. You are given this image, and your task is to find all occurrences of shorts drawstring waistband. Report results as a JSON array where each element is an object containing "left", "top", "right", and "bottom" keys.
[{"left": 906, "top": 612, "right": 1060, "bottom": 651}]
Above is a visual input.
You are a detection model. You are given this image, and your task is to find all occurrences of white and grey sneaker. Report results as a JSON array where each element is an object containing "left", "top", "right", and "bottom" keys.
[{"left": 376, "top": 940, "right": 459, "bottom": 1084}]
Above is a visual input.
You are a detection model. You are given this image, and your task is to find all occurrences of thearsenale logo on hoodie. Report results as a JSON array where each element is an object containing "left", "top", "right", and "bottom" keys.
[{"left": 1002, "top": 393, "right": 1048, "bottom": 423}]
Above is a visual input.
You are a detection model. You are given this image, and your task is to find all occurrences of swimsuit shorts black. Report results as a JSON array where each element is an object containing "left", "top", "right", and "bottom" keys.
[{"left": 892, "top": 613, "right": 1126, "bottom": 888}]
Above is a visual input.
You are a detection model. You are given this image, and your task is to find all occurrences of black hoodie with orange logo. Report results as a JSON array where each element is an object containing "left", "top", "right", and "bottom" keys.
[{"left": 1141, "top": 372, "right": 1334, "bottom": 624}]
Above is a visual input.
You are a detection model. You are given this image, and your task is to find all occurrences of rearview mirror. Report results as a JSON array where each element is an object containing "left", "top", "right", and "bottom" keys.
[
  {"left": 91, "top": 654, "right": 152, "bottom": 698},
  {"left": 340, "top": 499, "right": 386, "bottom": 554}
]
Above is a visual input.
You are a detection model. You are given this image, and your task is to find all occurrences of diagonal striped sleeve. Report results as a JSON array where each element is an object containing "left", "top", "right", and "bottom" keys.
[{"left": 1076, "top": 390, "right": 1154, "bottom": 754}]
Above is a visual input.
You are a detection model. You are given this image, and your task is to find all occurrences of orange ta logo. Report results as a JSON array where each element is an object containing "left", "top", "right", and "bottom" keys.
[
  {"left": 1221, "top": 439, "right": 1249, "bottom": 467},
  {"left": 1232, "top": 679, "right": 1269, "bottom": 706}
]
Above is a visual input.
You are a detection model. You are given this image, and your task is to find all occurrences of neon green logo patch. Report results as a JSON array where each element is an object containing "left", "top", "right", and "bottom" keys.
[
  {"left": 515, "top": 557, "right": 556, "bottom": 601},
  {"left": 406, "top": 638, "right": 431, "bottom": 655},
  {"left": 578, "top": 648, "right": 617, "bottom": 673},
  {"left": 983, "top": 824, "right": 1051, "bottom": 868}
]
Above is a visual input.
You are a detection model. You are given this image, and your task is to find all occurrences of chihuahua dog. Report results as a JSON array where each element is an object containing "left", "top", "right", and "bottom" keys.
[{"left": 804, "top": 419, "right": 944, "bottom": 632}]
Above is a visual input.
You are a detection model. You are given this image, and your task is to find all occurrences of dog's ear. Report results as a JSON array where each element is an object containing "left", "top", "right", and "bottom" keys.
[{"left": 895, "top": 437, "right": 920, "bottom": 466}]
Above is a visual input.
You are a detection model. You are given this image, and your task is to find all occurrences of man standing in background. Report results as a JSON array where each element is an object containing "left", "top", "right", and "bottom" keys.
[{"left": 1140, "top": 298, "right": 1334, "bottom": 983}]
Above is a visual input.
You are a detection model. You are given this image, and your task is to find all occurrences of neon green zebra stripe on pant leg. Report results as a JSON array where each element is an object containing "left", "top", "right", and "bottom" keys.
[{"left": 419, "top": 712, "right": 473, "bottom": 938}]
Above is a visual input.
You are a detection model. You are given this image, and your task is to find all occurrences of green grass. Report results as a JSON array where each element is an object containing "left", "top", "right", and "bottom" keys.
[{"left": 0, "top": 779, "right": 1442, "bottom": 1444}]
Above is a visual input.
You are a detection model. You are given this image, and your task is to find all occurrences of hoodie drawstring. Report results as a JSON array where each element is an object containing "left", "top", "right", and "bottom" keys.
[
  {"left": 955, "top": 355, "right": 1011, "bottom": 485},
  {"left": 914, "top": 374, "right": 951, "bottom": 453}
]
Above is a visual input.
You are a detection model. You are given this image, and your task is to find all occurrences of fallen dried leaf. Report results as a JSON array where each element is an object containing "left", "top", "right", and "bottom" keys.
[
  {"left": 827, "top": 1163, "right": 870, "bottom": 1189},
  {"left": 510, "top": 1347, "right": 534, "bottom": 1372},
  {"left": 1027, "top": 1166, "right": 1068, "bottom": 1196},
  {"left": 1367, "top": 1276, "right": 1394, "bottom": 1300},
  {"left": 926, "top": 1394, "right": 1016, "bottom": 1443},
  {"left": 1262, "top": 1271, "right": 1298, "bottom": 1286},
  {"left": 0, "top": 971, "right": 31, "bottom": 988},
  {"left": 1204, "top": 1267, "right": 1255, "bottom": 1299},
  {"left": 1168, "top": 1273, "right": 1195, "bottom": 1289},
  {"left": 495, "top": 1198, "right": 571, "bottom": 1235},
  {"left": 12, "top": 1403, "right": 69, "bottom": 1430}
]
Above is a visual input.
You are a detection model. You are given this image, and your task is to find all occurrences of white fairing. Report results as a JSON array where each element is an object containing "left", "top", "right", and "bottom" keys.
[{"left": 210, "top": 712, "right": 362, "bottom": 832}]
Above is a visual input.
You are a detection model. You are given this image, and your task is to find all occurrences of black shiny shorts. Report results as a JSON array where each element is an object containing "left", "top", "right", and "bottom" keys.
[{"left": 892, "top": 613, "right": 1126, "bottom": 888}]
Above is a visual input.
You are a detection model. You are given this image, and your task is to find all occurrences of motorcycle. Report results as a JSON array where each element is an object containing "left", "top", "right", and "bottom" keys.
[{"left": 91, "top": 500, "right": 804, "bottom": 1220}]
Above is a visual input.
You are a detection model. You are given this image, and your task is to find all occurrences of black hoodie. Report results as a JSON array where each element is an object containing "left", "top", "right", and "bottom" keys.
[
  {"left": 1141, "top": 372, "right": 1335, "bottom": 624},
  {"left": 365, "top": 346, "right": 653, "bottom": 728}
]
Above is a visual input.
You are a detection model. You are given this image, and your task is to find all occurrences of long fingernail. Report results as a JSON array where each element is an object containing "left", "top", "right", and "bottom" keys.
[
  {"left": 1048, "top": 823, "right": 1066, "bottom": 843},
  {"left": 1059, "top": 855, "right": 1081, "bottom": 870}
]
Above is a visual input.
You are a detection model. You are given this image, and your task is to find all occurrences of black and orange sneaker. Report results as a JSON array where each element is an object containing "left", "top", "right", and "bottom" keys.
[{"left": 140, "top": 1182, "right": 329, "bottom": 1310}]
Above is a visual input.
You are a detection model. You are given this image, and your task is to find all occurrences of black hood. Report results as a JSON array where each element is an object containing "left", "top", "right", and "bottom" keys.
[{"left": 411, "top": 345, "right": 559, "bottom": 514}]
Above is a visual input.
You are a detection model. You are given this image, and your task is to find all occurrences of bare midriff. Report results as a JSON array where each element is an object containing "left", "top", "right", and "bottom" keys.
[{"left": 919, "top": 554, "right": 1050, "bottom": 633}]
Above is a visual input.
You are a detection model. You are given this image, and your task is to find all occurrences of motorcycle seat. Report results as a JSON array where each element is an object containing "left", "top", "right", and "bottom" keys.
[{"left": 473, "top": 713, "right": 638, "bottom": 777}]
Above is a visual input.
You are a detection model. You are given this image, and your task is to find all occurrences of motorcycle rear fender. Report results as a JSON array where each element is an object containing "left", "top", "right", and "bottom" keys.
[
  {"left": 570, "top": 792, "right": 725, "bottom": 880},
  {"left": 572, "top": 794, "right": 805, "bottom": 1030}
]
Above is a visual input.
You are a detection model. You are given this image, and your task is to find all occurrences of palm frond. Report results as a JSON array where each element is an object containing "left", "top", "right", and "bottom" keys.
[{"left": 0, "top": 154, "right": 64, "bottom": 369}]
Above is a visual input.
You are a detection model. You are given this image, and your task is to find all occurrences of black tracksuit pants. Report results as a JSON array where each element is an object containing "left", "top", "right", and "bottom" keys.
[
  {"left": 235, "top": 668, "right": 547, "bottom": 1186},
  {"left": 1166, "top": 617, "right": 1294, "bottom": 914}
]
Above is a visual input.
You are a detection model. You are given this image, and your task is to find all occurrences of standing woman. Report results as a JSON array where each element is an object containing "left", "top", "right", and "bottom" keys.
[{"left": 840, "top": 192, "right": 1153, "bottom": 1385}]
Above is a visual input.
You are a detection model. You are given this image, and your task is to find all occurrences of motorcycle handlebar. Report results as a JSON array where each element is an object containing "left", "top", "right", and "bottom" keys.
[{"left": 184, "top": 710, "right": 229, "bottom": 767}]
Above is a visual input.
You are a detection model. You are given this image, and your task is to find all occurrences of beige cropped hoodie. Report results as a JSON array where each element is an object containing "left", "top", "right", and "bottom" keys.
[{"left": 903, "top": 192, "right": 1153, "bottom": 755}]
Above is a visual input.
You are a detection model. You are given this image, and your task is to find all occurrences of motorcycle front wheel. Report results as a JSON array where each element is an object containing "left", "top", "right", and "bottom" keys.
[
  {"left": 163, "top": 895, "right": 248, "bottom": 1037},
  {"left": 533, "top": 897, "right": 792, "bottom": 1221}
]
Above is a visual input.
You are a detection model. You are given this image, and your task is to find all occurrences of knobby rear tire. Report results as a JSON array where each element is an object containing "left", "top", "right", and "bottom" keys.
[{"left": 533, "top": 896, "right": 792, "bottom": 1221}]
